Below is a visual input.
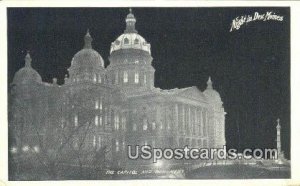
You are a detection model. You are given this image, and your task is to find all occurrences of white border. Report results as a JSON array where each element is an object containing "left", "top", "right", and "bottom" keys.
[{"left": 0, "top": 1, "right": 299, "bottom": 186}]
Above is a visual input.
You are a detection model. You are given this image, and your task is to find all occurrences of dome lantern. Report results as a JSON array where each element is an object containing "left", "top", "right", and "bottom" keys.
[
  {"left": 110, "top": 9, "right": 151, "bottom": 55},
  {"left": 206, "top": 76, "right": 213, "bottom": 89},
  {"left": 84, "top": 29, "right": 93, "bottom": 49},
  {"left": 203, "top": 76, "right": 222, "bottom": 103},
  {"left": 25, "top": 52, "right": 32, "bottom": 67},
  {"left": 125, "top": 8, "right": 137, "bottom": 34}
]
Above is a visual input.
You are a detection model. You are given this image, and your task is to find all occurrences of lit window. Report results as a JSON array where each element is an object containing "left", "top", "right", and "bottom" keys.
[
  {"left": 124, "top": 38, "right": 129, "bottom": 45},
  {"left": 10, "top": 147, "right": 17, "bottom": 154},
  {"left": 95, "top": 100, "right": 99, "bottom": 109},
  {"left": 99, "top": 116, "right": 102, "bottom": 126},
  {"left": 93, "top": 74, "right": 97, "bottom": 82},
  {"left": 98, "top": 74, "right": 102, "bottom": 83},
  {"left": 123, "top": 141, "right": 126, "bottom": 150},
  {"left": 115, "top": 114, "right": 119, "bottom": 130},
  {"left": 134, "top": 72, "right": 139, "bottom": 84},
  {"left": 152, "top": 122, "right": 156, "bottom": 130},
  {"left": 143, "top": 118, "right": 147, "bottom": 130},
  {"left": 74, "top": 115, "right": 78, "bottom": 126},
  {"left": 33, "top": 146, "right": 39, "bottom": 153},
  {"left": 144, "top": 74, "right": 147, "bottom": 85},
  {"left": 93, "top": 136, "right": 96, "bottom": 147},
  {"left": 134, "top": 38, "right": 139, "bottom": 44},
  {"left": 99, "top": 98, "right": 103, "bottom": 110},
  {"left": 115, "top": 72, "right": 119, "bottom": 84},
  {"left": 95, "top": 115, "right": 98, "bottom": 126},
  {"left": 22, "top": 145, "right": 29, "bottom": 152},
  {"left": 116, "top": 140, "right": 119, "bottom": 151},
  {"left": 133, "top": 123, "right": 137, "bottom": 131},
  {"left": 123, "top": 71, "right": 128, "bottom": 83},
  {"left": 105, "top": 112, "right": 108, "bottom": 125}
]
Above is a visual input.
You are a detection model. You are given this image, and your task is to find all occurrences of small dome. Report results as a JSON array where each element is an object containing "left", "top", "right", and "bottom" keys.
[
  {"left": 110, "top": 33, "right": 151, "bottom": 54},
  {"left": 12, "top": 53, "right": 42, "bottom": 85},
  {"left": 70, "top": 30, "right": 104, "bottom": 70},
  {"left": 204, "top": 89, "right": 222, "bottom": 102},
  {"left": 71, "top": 48, "right": 104, "bottom": 69},
  {"left": 203, "top": 77, "right": 222, "bottom": 103}
]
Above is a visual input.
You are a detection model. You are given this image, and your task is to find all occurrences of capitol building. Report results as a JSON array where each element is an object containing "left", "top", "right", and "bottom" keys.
[{"left": 9, "top": 10, "right": 226, "bottom": 168}]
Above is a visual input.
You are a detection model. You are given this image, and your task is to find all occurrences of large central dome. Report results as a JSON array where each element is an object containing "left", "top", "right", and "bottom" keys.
[{"left": 110, "top": 9, "right": 151, "bottom": 55}]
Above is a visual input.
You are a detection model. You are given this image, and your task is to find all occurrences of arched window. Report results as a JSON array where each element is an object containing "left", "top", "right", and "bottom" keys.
[
  {"left": 122, "top": 140, "right": 126, "bottom": 150},
  {"left": 143, "top": 118, "right": 147, "bottom": 130},
  {"left": 115, "top": 72, "right": 119, "bottom": 84},
  {"left": 134, "top": 72, "right": 139, "bottom": 84},
  {"left": 152, "top": 122, "right": 156, "bottom": 130},
  {"left": 124, "top": 38, "right": 129, "bottom": 45},
  {"left": 114, "top": 114, "right": 119, "bottom": 130},
  {"left": 104, "top": 111, "right": 108, "bottom": 125},
  {"left": 98, "top": 74, "right": 102, "bottom": 83},
  {"left": 93, "top": 136, "right": 96, "bottom": 147},
  {"left": 95, "top": 99, "right": 99, "bottom": 109},
  {"left": 144, "top": 74, "right": 147, "bottom": 85},
  {"left": 93, "top": 74, "right": 97, "bottom": 82},
  {"left": 99, "top": 98, "right": 103, "bottom": 110},
  {"left": 133, "top": 123, "right": 137, "bottom": 131},
  {"left": 74, "top": 115, "right": 78, "bottom": 127},
  {"left": 116, "top": 140, "right": 119, "bottom": 152},
  {"left": 99, "top": 116, "right": 102, "bottom": 126},
  {"left": 134, "top": 38, "right": 139, "bottom": 44},
  {"left": 124, "top": 71, "right": 128, "bottom": 83},
  {"left": 95, "top": 115, "right": 98, "bottom": 126}
]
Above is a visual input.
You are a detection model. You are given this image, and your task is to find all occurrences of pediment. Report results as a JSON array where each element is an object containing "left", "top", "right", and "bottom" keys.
[{"left": 176, "top": 86, "right": 206, "bottom": 101}]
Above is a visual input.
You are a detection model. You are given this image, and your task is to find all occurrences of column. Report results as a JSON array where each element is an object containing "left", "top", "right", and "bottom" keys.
[{"left": 174, "top": 103, "right": 178, "bottom": 133}]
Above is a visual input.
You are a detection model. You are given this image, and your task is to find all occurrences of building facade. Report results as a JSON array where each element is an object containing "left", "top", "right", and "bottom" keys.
[{"left": 9, "top": 10, "right": 226, "bottom": 168}]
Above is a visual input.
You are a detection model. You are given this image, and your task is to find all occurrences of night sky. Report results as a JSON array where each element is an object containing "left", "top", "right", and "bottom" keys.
[{"left": 7, "top": 8, "right": 290, "bottom": 158}]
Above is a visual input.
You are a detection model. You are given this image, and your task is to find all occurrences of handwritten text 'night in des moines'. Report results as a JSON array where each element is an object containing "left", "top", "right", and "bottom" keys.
[{"left": 230, "top": 11, "right": 284, "bottom": 32}]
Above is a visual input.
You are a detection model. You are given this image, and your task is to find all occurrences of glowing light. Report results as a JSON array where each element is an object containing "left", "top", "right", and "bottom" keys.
[
  {"left": 22, "top": 145, "right": 29, "bottom": 152},
  {"left": 11, "top": 147, "right": 18, "bottom": 154},
  {"left": 155, "top": 160, "right": 163, "bottom": 167},
  {"left": 33, "top": 146, "right": 40, "bottom": 153}
]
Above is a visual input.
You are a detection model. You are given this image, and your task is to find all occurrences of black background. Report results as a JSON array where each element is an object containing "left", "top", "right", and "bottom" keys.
[{"left": 7, "top": 8, "right": 290, "bottom": 159}]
